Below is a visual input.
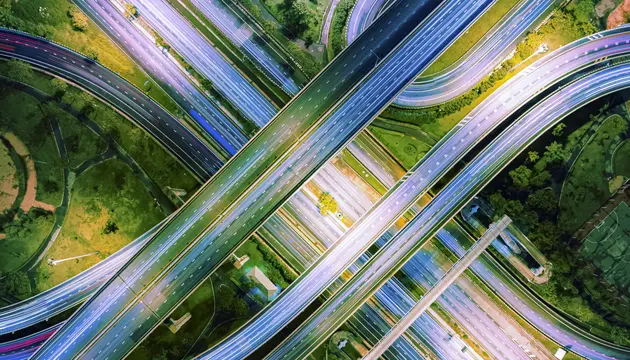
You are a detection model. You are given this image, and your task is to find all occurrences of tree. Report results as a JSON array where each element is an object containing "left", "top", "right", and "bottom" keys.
[
  {"left": 69, "top": 7, "right": 89, "bottom": 31},
  {"left": 85, "top": 50, "right": 98, "bottom": 62},
  {"left": 79, "top": 92, "right": 96, "bottom": 114},
  {"left": 125, "top": 3, "right": 138, "bottom": 18},
  {"left": 318, "top": 192, "right": 338, "bottom": 215},
  {"left": 7, "top": 59, "right": 33, "bottom": 84},
  {"left": 103, "top": 219, "right": 119, "bottom": 234},
  {"left": 50, "top": 78, "right": 68, "bottom": 97},
  {"left": 0, "top": 0, "right": 12, "bottom": 26},
  {"left": 544, "top": 141, "right": 566, "bottom": 164},
  {"left": 200, "top": 78, "right": 213, "bottom": 92},
  {"left": 509, "top": 165, "right": 532, "bottom": 189},
  {"left": 488, "top": 192, "right": 507, "bottom": 218},
  {"left": 0, "top": 272, "right": 31, "bottom": 297},
  {"left": 283, "top": 0, "right": 310, "bottom": 37},
  {"left": 526, "top": 188, "right": 558, "bottom": 217},
  {"left": 527, "top": 151, "right": 540, "bottom": 163},
  {"left": 530, "top": 170, "right": 551, "bottom": 188},
  {"left": 552, "top": 123, "right": 566, "bottom": 137}
]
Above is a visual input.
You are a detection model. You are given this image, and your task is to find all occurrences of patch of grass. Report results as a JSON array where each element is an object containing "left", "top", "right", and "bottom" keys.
[
  {"left": 229, "top": 237, "right": 295, "bottom": 289},
  {"left": 368, "top": 126, "right": 431, "bottom": 170},
  {"left": 261, "top": 0, "right": 330, "bottom": 45},
  {"left": 0, "top": 209, "right": 54, "bottom": 272},
  {"left": 6, "top": 0, "right": 180, "bottom": 114},
  {"left": 613, "top": 139, "right": 630, "bottom": 176},
  {"left": 559, "top": 114, "right": 628, "bottom": 232},
  {"left": 0, "top": 88, "right": 64, "bottom": 204},
  {"left": 72, "top": 92, "right": 199, "bottom": 194},
  {"left": 56, "top": 105, "right": 107, "bottom": 169},
  {"left": 37, "top": 159, "right": 165, "bottom": 291},
  {"left": 423, "top": 0, "right": 520, "bottom": 76}
]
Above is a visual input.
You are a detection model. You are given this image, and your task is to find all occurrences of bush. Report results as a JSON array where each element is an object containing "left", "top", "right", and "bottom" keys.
[
  {"left": 69, "top": 7, "right": 88, "bottom": 31},
  {"left": 253, "top": 238, "right": 297, "bottom": 284}
]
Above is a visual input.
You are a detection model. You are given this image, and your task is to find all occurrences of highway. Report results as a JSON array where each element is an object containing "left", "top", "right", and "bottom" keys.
[
  {"left": 127, "top": 0, "right": 278, "bottom": 126},
  {"left": 266, "top": 60, "right": 630, "bottom": 360},
  {"left": 348, "top": 0, "right": 559, "bottom": 107},
  {"left": 437, "top": 220, "right": 630, "bottom": 359},
  {"left": 33, "top": 0, "right": 494, "bottom": 357},
  {"left": 188, "top": 0, "right": 301, "bottom": 95},
  {"left": 204, "top": 27, "right": 630, "bottom": 360},
  {"left": 365, "top": 216, "right": 511, "bottom": 359},
  {"left": 0, "top": 326, "right": 58, "bottom": 360},
  {"left": 0, "top": 28, "right": 222, "bottom": 179},
  {"left": 0, "top": 23, "right": 405, "bottom": 351},
  {"left": 74, "top": 0, "right": 246, "bottom": 156}
]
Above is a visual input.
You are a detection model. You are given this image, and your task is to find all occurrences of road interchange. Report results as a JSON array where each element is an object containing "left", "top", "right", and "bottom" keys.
[
  {"left": 4, "top": 1, "right": 630, "bottom": 358},
  {"left": 33, "top": 0, "right": 495, "bottom": 357}
]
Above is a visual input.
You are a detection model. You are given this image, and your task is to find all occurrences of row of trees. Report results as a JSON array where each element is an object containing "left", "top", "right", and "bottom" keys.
[{"left": 253, "top": 238, "right": 297, "bottom": 284}]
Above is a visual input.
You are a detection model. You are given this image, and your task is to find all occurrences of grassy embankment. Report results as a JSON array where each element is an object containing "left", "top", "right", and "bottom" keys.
[
  {"left": 5, "top": 0, "right": 180, "bottom": 114},
  {"left": 0, "top": 62, "right": 198, "bottom": 291},
  {"left": 36, "top": 158, "right": 166, "bottom": 290},
  {"left": 237, "top": 0, "right": 325, "bottom": 77}
]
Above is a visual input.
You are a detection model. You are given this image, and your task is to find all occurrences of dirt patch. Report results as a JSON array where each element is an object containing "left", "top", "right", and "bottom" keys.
[
  {"left": 596, "top": 0, "right": 617, "bottom": 18},
  {"left": 0, "top": 139, "right": 18, "bottom": 213},
  {"left": 2, "top": 133, "right": 56, "bottom": 213},
  {"left": 607, "top": 0, "right": 630, "bottom": 28}
]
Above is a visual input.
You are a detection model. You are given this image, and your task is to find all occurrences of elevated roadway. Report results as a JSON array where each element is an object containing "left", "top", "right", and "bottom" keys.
[
  {"left": 33, "top": 0, "right": 493, "bottom": 358},
  {"left": 348, "top": 0, "right": 559, "bottom": 107},
  {"left": 365, "top": 216, "right": 511, "bottom": 359},
  {"left": 0, "top": 28, "right": 222, "bottom": 179},
  {"left": 127, "top": 0, "right": 278, "bottom": 126},
  {"left": 206, "top": 27, "right": 630, "bottom": 360},
  {"left": 266, "top": 59, "right": 630, "bottom": 360},
  {"left": 74, "top": 0, "right": 247, "bottom": 156},
  {"left": 188, "top": 0, "right": 300, "bottom": 95}
]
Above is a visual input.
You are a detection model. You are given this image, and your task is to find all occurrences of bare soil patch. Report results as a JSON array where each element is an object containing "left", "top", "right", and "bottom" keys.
[
  {"left": 3, "top": 133, "right": 56, "bottom": 213},
  {"left": 607, "top": 0, "right": 630, "bottom": 28}
]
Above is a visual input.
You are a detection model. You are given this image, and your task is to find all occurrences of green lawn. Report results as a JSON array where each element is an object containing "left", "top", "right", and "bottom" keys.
[
  {"left": 7, "top": 0, "right": 180, "bottom": 114},
  {"left": 37, "top": 158, "right": 166, "bottom": 291},
  {"left": 0, "top": 209, "right": 54, "bottom": 273},
  {"left": 559, "top": 114, "right": 628, "bottom": 232},
  {"left": 57, "top": 107, "right": 107, "bottom": 168},
  {"left": 422, "top": 0, "right": 520, "bottom": 76},
  {"left": 581, "top": 201, "right": 630, "bottom": 292},
  {"left": 614, "top": 139, "right": 630, "bottom": 176},
  {"left": 65, "top": 88, "right": 199, "bottom": 194},
  {"left": 0, "top": 88, "right": 64, "bottom": 205},
  {"left": 368, "top": 126, "right": 432, "bottom": 170}
]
